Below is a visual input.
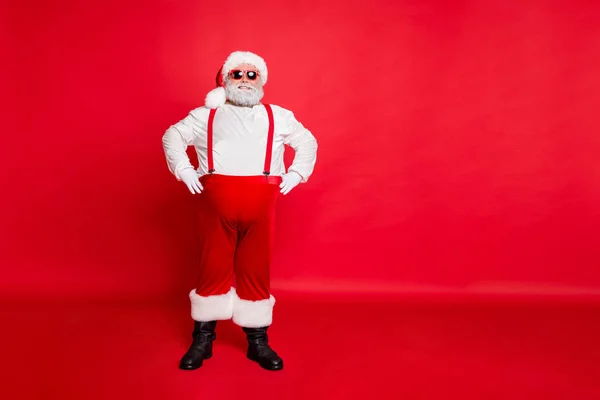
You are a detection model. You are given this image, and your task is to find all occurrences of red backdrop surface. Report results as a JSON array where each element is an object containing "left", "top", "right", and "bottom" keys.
[{"left": 2, "top": 0, "right": 600, "bottom": 300}]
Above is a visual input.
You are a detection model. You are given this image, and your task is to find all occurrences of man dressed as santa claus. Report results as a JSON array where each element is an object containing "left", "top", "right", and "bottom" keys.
[{"left": 162, "top": 51, "right": 318, "bottom": 371}]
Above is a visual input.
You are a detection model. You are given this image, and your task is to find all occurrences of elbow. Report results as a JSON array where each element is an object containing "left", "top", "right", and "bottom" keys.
[{"left": 162, "top": 127, "right": 180, "bottom": 150}]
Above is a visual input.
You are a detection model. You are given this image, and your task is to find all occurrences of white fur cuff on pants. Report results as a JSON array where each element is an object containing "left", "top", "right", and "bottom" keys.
[
  {"left": 189, "top": 288, "right": 235, "bottom": 321},
  {"left": 232, "top": 293, "right": 276, "bottom": 328}
]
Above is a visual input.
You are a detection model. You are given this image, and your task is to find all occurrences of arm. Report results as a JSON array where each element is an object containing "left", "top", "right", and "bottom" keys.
[
  {"left": 283, "top": 111, "right": 318, "bottom": 183},
  {"left": 162, "top": 113, "right": 197, "bottom": 181}
]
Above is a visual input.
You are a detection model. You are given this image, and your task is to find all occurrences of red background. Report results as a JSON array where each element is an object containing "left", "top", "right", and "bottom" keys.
[{"left": 2, "top": 0, "right": 600, "bottom": 301}]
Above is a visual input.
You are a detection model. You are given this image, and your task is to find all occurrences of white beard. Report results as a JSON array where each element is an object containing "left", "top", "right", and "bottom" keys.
[{"left": 225, "top": 82, "right": 264, "bottom": 107}]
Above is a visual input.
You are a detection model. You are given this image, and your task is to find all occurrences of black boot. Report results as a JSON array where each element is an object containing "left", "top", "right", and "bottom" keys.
[
  {"left": 242, "top": 326, "right": 283, "bottom": 371},
  {"left": 179, "top": 320, "right": 217, "bottom": 370}
]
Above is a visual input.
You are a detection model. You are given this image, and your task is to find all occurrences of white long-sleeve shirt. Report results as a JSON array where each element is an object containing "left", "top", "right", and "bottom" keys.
[{"left": 162, "top": 103, "right": 318, "bottom": 183}]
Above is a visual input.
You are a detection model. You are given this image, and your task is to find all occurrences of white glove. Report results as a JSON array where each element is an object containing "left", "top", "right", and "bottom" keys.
[
  {"left": 279, "top": 171, "right": 302, "bottom": 195},
  {"left": 179, "top": 168, "right": 203, "bottom": 194}
]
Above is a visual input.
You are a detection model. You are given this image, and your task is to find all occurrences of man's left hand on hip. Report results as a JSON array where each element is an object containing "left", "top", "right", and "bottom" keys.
[{"left": 279, "top": 171, "right": 302, "bottom": 195}]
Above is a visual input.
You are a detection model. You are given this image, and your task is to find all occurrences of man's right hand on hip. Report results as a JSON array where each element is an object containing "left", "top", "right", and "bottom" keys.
[{"left": 180, "top": 168, "right": 203, "bottom": 194}]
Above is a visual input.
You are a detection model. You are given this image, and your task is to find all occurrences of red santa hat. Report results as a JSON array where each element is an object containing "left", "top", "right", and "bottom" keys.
[{"left": 205, "top": 51, "right": 268, "bottom": 109}]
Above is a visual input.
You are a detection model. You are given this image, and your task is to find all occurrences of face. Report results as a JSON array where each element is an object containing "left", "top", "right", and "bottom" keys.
[
  {"left": 224, "top": 63, "right": 264, "bottom": 107},
  {"left": 227, "top": 63, "right": 262, "bottom": 89}
]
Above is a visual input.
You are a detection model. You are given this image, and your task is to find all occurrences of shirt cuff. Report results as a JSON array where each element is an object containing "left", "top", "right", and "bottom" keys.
[{"left": 288, "top": 168, "right": 307, "bottom": 183}]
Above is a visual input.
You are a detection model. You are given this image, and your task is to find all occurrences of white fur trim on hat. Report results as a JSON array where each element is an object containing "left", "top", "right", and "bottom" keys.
[
  {"left": 205, "top": 87, "right": 226, "bottom": 109},
  {"left": 232, "top": 292, "right": 276, "bottom": 328},
  {"left": 189, "top": 287, "right": 235, "bottom": 321},
  {"left": 222, "top": 51, "right": 268, "bottom": 85}
]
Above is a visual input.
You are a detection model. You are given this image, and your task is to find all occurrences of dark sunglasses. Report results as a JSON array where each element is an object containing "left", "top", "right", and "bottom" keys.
[{"left": 229, "top": 69, "right": 259, "bottom": 80}]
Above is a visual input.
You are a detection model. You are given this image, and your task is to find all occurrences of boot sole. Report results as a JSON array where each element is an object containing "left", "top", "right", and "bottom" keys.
[
  {"left": 247, "top": 353, "right": 283, "bottom": 371},
  {"left": 179, "top": 353, "right": 212, "bottom": 370}
]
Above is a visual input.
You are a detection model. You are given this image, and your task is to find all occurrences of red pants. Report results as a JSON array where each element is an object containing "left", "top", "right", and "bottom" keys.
[{"left": 189, "top": 174, "right": 282, "bottom": 327}]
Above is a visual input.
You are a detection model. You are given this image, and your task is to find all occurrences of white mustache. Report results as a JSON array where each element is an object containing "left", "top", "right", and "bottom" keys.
[{"left": 234, "top": 84, "right": 256, "bottom": 91}]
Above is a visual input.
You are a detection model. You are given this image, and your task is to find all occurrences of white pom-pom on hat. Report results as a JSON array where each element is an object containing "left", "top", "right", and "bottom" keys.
[
  {"left": 205, "top": 87, "right": 226, "bottom": 109},
  {"left": 204, "top": 50, "right": 268, "bottom": 109}
]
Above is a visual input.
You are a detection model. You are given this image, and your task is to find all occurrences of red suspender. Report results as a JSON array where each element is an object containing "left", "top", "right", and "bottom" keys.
[
  {"left": 263, "top": 104, "right": 275, "bottom": 176},
  {"left": 207, "top": 105, "right": 275, "bottom": 176},
  {"left": 207, "top": 108, "right": 217, "bottom": 173}
]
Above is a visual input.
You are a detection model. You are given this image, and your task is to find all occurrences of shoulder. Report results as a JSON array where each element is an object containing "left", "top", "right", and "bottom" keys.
[
  {"left": 266, "top": 104, "right": 297, "bottom": 120},
  {"left": 267, "top": 103, "right": 292, "bottom": 114},
  {"left": 189, "top": 106, "right": 211, "bottom": 119}
]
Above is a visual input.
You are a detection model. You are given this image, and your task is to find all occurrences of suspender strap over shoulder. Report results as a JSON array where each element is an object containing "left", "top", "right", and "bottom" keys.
[
  {"left": 207, "top": 108, "right": 217, "bottom": 174},
  {"left": 263, "top": 104, "right": 275, "bottom": 176}
]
